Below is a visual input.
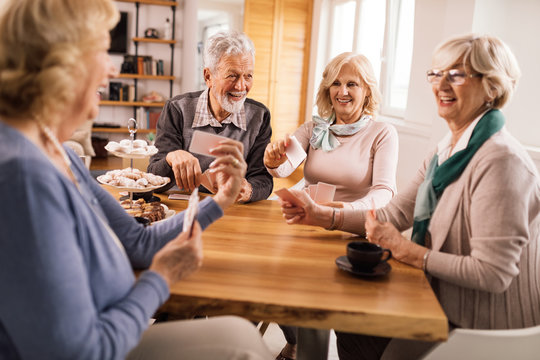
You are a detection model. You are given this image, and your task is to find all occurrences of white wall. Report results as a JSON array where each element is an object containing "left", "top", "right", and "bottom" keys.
[
  {"left": 196, "top": 0, "right": 245, "bottom": 91},
  {"left": 182, "top": 0, "right": 200, "bottom": 93},
  {"left": 393, "top": 0, "right": 477, "bottom": 190},
  {"left": 471, "top": 0, "right": 540, "bottom": 168},
  {"left": 327, "top": 0, "right": 540, "bottom": 191}
]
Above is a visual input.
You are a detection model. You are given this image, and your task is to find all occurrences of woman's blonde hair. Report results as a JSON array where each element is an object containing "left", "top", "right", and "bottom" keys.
[
  {"left": 432, "top": 34, "right": 521, "bottom": 109},
  {"left": 0, "top": 0, "right": 119, "bottom": 122},
  {"left": 316, "top": 52, "right": 381, "bottom": 119}
]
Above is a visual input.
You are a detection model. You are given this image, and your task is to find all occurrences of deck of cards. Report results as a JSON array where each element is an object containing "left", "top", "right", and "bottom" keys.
[
  {"left": 182, "top": 188, "right": 199, "bottom": 236},
  {"left": 275, "top": 181, "right": 337, "bottom": 207},
  {"left": 306, "top": 181, "right": 336, "bottom": 204}
]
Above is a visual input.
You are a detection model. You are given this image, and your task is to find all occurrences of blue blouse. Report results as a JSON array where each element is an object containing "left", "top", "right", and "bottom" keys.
[{"left": 0, "top": 121, "right": 223, "bottom": 359}]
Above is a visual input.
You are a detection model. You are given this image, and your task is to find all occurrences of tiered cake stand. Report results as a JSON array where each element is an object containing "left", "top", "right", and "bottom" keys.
[{"left": 97, "top": 118, "right": 167, "bottom": 204}]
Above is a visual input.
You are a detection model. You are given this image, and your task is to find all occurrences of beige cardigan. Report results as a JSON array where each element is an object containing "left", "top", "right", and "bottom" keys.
[{"left": 339, "top": 128, "right": 540, "bottom": 329}]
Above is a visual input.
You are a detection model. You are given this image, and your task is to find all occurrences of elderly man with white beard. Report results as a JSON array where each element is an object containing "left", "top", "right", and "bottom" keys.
[{"left": 149, "top": 31, "right": 273, "bottom": 202}]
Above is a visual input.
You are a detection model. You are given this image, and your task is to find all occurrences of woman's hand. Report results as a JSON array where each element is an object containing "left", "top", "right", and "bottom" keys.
[
  {"left": 365, "top": 211, "right": 426, "bottom": 268},
  {"left": 149, "top": 222, "right": 203, "bottom": 287},
  {"left": 320, "top": 201, "right": 346, "bottom": 208},
  {"left": 280, "top": 189, "right": 334, "bottom": 228},
  {"left": 208, "top": 139, "right": 247, "bottom": 210},
  {"left": 264, "top": 134, "right": 291, "bottom": 169}
]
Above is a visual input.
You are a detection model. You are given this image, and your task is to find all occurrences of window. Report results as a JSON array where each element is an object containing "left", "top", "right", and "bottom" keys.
[{"left": 317, "top": 0, "right": 415, "bottom": 117}]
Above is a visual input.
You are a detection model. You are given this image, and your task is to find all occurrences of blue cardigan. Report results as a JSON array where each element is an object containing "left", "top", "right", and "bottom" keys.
[{"left": 0, "top": 122, "right": 223, "bottom": 359}]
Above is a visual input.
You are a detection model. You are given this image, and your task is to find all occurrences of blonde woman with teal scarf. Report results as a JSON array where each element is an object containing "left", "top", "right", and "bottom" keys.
[
  {"left": 279, "top": 34, "right": 540, "bottom": 360},
  {"left": 264, "top": 52, "right": 398, "bottom": 360},
  {"left": 264, "top": 52, "right": 398, "bottom": 212}
]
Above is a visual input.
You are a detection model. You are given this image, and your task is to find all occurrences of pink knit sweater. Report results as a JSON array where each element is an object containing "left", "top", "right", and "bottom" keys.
[{"left": 268, "top": 119, "right": 398, "bottom": 210}]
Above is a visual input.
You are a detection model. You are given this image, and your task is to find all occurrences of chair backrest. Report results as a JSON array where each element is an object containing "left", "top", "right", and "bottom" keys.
[{"left": 421, "top": 325, "right": 540, "bottom": 360}]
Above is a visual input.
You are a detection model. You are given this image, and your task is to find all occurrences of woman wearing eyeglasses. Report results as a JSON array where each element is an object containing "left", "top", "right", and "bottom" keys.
[{"left": 277, "top": 34, "right": 540, "bottom": 359}]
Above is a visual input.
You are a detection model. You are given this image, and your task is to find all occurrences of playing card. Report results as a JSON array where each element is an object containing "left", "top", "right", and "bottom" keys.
[
  {"left": 200, "top": 170, "right": 216, "bottom": 194},
  {"left": 274, "top": 188, "right": 305, "bottom": 207},
  {"left": 189, "top": 130, "right": 229, "bottom": 157},
  {"left": 182, "top": 188, "right": 199, "bottom": 235},
  {"left": 308, "top": 184, "right": 318, "bottom": 199},
  {"left": 168, "top": 193, "right": 191, "bottom": 200},
  {"left": 285, "top": 135, "right": 307, "bottom": 168},
  {"left": 314, "top": 182, "right": 336, "bottom": 204}
]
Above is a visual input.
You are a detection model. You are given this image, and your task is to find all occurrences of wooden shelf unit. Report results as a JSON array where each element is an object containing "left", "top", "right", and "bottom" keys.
[
  {"left": 99, "top": 100, "right": 165, "bottom": 107},
  {"left": 116, "top": 0, "right": 178, "bottom": 6},
  {"left": 133, "top": 37, "right": 176, "bottom": 45},
  {"left": 92, "top": 127, "right": 155, "bottom": 134},
  {"left": 96, "top": 0, "right": 177, "bottom": 135},
  {"left": 116, "top": 73, "right": 175, "bottom": 81}
]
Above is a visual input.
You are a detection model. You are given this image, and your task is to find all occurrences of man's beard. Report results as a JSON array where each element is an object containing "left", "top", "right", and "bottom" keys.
[{"left": 214, "top": 89, "right": 247, "bottom": 114}]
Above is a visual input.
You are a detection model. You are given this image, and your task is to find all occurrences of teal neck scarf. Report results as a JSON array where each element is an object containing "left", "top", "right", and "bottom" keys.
[
  {"left": 411, "top": 109, "right": 505, "bottom": 246},
  {"left": 310, "top": 113, "right": 371, "bottom": 152}
]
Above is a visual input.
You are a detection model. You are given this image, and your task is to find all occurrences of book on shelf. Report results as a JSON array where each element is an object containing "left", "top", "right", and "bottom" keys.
[
  {"left": 137, "top": 56, "right": 144, "bottom": 75},
  {"left": 148, "top": 110, "right": 161, "bottom": 129},
  {"left": 157, "top": 59, "right": 164, "bottom": 76},
  {"left": 128, "top": 84, "right": 135, "bottom": 102},
  {"left": 136, "top": 106, "right": 147, "bottom": 129},
  {"left": 135, "top": 107, "right": 161, "bottom": 130},
  {"left": 121, "top": 55, "right": 137, "bottom": 74},
  {"left": 120, "top": 54, "right": 165, "bottom": 77},
  {"left": 109, "top": 82, "right": 122, "bottom": 101}
]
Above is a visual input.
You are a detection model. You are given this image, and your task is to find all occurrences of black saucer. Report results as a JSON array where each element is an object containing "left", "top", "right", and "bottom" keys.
[{"left": 335, "top": 256, "right": 391, "bottom": 278}]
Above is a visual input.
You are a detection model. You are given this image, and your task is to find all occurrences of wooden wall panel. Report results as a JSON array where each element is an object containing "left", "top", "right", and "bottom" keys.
[
  {"left": 243, "top": 0, "right": 275, "bottom": 108},
  {"left": 244, "top": 0, "right": 312, "bottom": 140}
]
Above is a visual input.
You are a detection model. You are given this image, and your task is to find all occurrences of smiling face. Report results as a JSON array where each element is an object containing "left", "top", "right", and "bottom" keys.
[
  {"left": 431, "top": 63, "right": 489, "bottom": 131},
  {"left": 204, "top": 53, "right": 254, "bottom": 120},
  {"left": 328, "top": 63, "right": 368, "bottom": 124}
]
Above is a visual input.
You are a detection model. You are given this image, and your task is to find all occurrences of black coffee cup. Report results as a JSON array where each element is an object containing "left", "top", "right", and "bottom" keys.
[{"left": 347, "top": 241, "right": 392, "bottom": 270}]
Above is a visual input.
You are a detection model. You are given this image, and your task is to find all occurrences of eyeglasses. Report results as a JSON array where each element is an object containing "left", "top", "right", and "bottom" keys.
[{"left": 426, "top": 69, "right": 482, "bottom": 85}]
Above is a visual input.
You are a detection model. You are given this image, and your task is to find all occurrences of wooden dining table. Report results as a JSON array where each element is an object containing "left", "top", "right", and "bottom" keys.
[{"left": 112, "top": 188, "right": 448, "bottom": 359}]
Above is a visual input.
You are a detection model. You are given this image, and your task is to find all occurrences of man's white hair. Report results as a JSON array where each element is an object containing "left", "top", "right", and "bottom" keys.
[{"left": 203, "top": 30, "right": 255, "bottom": 72}]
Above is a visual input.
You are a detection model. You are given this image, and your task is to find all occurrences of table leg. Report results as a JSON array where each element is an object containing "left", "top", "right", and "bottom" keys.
[{"left": 297, "top": 327, "right": 330, "bottom": 360}]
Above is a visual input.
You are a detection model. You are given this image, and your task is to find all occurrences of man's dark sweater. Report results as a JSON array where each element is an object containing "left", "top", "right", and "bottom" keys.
[{"left": 148, "top": 90, "right": 273, "bottom": 202}]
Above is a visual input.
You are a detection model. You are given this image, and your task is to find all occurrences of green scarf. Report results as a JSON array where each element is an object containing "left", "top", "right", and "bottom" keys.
[{"left": 411, "top": 109, "right": 505, "bottom": 246}]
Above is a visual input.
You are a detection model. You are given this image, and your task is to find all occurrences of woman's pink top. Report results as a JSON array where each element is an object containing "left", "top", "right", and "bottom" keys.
[{"left": 268, "top": 119, "right": 398, "bottom": 210}]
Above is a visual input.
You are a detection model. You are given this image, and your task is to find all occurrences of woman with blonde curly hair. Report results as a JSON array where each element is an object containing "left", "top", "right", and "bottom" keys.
[
  {"left": 0, "top": 0, "right": 272, "bottom": 359},
  {"left": 264, "top": 52, "right": 398, "bottom": 212},
  {"left": 263, "top": 52, "right": 398, "bottom": 360}
]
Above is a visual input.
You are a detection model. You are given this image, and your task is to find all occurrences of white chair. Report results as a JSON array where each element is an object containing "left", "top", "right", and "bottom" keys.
[{"left": 421, "top": 325, "right": 540, "bottom": 360}]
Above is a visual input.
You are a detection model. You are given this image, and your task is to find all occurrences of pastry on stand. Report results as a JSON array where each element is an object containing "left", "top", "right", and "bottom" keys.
[{"left": 97, "top": 118, "right": 173, "bottom": 224}]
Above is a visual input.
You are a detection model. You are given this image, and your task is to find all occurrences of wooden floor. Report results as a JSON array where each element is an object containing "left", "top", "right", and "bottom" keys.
[{"left": 90, "top": 156, "right": 303, "bottom": 193}]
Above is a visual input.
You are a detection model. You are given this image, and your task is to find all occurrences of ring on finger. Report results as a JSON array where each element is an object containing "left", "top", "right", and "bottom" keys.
[{"left": 232, "top": 158, "right": 239, "bottom": 168}]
